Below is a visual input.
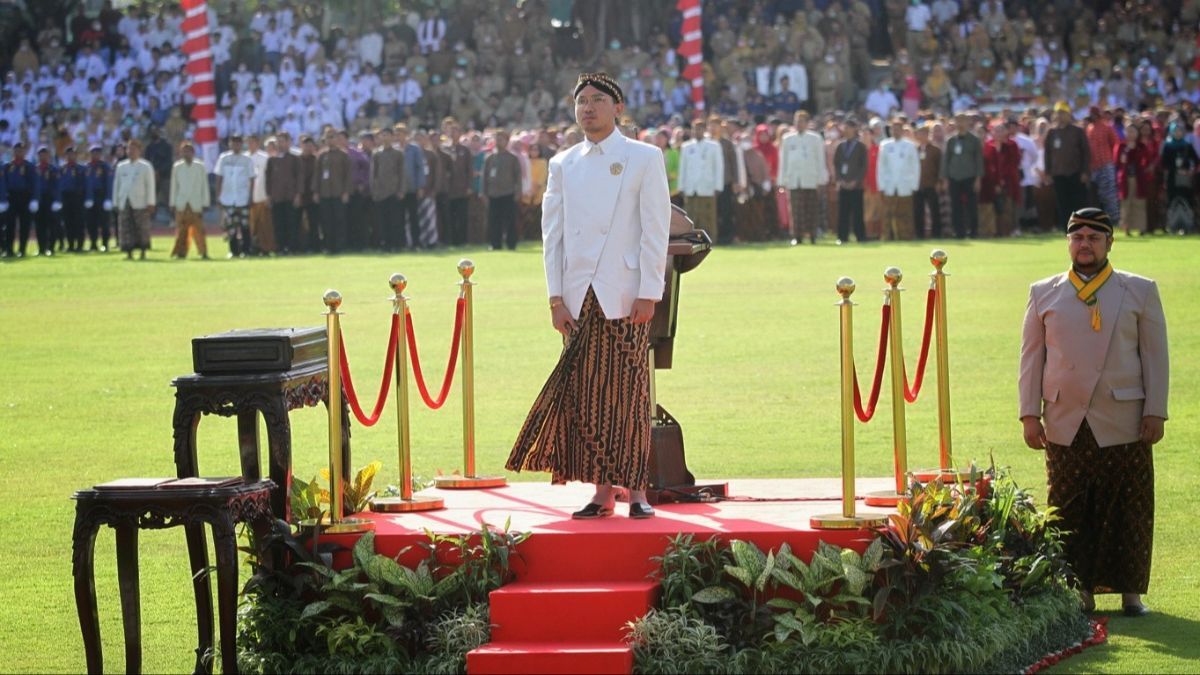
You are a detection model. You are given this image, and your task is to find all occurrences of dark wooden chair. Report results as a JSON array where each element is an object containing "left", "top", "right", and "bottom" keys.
[{"left": 72, "top": 480, "right": 274, "bottom": 674}]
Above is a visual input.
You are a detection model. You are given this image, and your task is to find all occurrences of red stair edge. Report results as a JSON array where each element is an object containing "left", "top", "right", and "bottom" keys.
[{"left": 467, "top": 641, "right": 633, "bottom": 675}]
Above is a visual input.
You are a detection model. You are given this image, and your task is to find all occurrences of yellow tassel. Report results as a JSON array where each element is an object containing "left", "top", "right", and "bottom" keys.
[{"left": 1091, "top": 305, "right": 1101, "bottom": 332}]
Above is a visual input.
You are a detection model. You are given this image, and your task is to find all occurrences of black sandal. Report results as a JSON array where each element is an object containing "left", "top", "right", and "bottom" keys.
[
  {"left": 1123, "top": 604, "right": 1150, "bottom": 617},
  {"left": 572, "top": 503, "right": 614, "bottom": 519},
  {"left": 629, "top": 503, "right": 655, "bottom": 519}
]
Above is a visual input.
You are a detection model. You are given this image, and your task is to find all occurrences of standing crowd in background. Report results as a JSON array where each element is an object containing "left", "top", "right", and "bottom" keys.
[{"left": 3, "top": 0, "right": 1200, "bottom": 259}]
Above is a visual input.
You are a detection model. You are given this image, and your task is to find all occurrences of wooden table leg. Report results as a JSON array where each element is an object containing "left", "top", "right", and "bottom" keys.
[
  {"left": 114, "top": 525, "right": 142, "bottom": 674},
  {"left": 184, "top": 523, "right": 214, "bottom": 674},
  {"left": 237, "top": 409, "right": 262, "bottom": 482},
  {"left": 212, "top": 515, "right": 240, "bottom": 675},
  {"left": 72, "top": 511, "right": 103, "bottom": 674}
]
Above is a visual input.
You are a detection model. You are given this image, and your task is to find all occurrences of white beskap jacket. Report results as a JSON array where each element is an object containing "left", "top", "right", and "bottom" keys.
[
  {"left": 542, "top": 128, "right": 672, "bottom": 321},
  {"left": 876, "top": 137, "right": 921, "bottom": 197},
  {"left": 778, "top": 129, "right": 829, "bottom": 190},
  {"left": 676, "top": 136, "right": 724, "bottom": 197}
]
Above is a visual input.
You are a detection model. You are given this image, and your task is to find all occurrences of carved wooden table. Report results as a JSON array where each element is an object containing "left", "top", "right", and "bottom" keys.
[
  {"left": 171, "top": 361, "right": 352, "bottom": 521},
  {"left": 167, "top": 363, "right": 353, "bottom": 673},
  {"left": 72, "top": 480, "right": 275, "bottom": 675}
]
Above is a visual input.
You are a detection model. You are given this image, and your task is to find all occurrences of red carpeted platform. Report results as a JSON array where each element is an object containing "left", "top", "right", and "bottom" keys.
[{"left": 327, "top": 477, "right": 895, "bottom": 674}]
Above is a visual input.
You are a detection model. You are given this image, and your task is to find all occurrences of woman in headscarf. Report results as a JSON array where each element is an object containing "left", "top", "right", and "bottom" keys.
[
  {"left": 1161, "top": 121, "right": 1199, "bottom": 234},
  {"left": 1115, "top": 123, "right": 1152, "bottom": 236},
  {"left": 1032, "top": 117, "right": 1059, "bottom": 233},
  {"left": 901, "top": 75, "right": 922, "bottom": 120},
  {"left": 520, "top": 137, "right": 548, "bottom": 241},
  {"left": 736, "top": 125, "right": 774, "bottom": 241}
]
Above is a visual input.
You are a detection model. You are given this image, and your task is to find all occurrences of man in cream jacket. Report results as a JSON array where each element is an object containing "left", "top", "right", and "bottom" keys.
[
  {"left": 676, "top": 118, "right": 723, "bottom": 241},
  {"left": 1019, "top": 208, "right": 1168, "bottom": 617},
  {"left": 778, "top": 110, "right": 829, "bottom": 245},
  {"left": 112, "top": 138, "right": 156, "bottom": 259},
  {"left": 876, "top": 118, "right": 920, "bottom": 240},
  {"left": 507, "top": 72, "right": 671, "bottom": 521}
]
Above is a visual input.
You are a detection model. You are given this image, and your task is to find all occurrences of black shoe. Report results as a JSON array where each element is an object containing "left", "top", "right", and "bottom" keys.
[
  {"left": 629, "top": 503, "right": 655, "bottom": 519},
  {"left": 1123, "top": 604, "right": 1150, "bottom": 617},
  {"left": 571, "top": 503, "right": 614, "bottom": 520}
]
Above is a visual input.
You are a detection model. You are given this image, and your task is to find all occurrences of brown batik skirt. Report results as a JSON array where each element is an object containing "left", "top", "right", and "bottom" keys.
[
  {"left": 506, "top": 287, "right": 652, "bottom": 490},
  {"left": 1045, "top": 420, "right": 1154, "bottom": 595}
]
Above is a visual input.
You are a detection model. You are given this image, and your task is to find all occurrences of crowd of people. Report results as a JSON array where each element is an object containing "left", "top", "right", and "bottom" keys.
[{"left": 2, "top": 1, "right": 1200, "bottom": 259}]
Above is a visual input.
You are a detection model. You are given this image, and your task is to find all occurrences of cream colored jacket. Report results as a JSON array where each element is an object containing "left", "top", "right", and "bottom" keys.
[
  {"left": 1019, "top": 269, "right": 1169, "bottom": 447},
  {"left": 113, "top": 158, "right": 156, "bottom": 210}
]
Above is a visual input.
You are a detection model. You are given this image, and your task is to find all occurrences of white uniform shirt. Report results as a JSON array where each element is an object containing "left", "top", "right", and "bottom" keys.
[
  {"left": 778, "top": 129, "right": 829, "bottom": 189},
  {"left": 876, "top": 137, "right": 921, "bottom": 197},
  {"left": 215, "top": 151, "right": 254, "bottom": 206},
  {"left": 250, "top": 149, "right": 270, "bottom": 204},
  {"left": 1014, "top": 133, "right": 1040, "bottom": 188},
  {"left": 677, "top": 137, "right": 724, "bottom": 197}
]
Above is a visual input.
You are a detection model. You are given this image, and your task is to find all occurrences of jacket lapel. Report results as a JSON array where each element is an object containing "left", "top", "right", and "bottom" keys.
[
  {"left": 593, "top": 136, "right": 630, "bottom": 229},
  {"left": 1095, "top": 270, "right": 1127, "bottom": 352}
]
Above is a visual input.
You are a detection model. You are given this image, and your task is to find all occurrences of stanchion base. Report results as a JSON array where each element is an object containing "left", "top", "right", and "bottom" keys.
[
  {"left": 911, "top": 468, "right": 978, "bottom": 483},
  {"left": 297, "top": 517, "right": 376, "bottom": 534},
  {"left": 434, "top": 475, "right": 508, "bottom": 489},
  {"left": 370, "top": 496, "right": 446, "bottom": 513},
  {"left": 810, "top": 512, "right": 888, "bottom": 530},
  {"left": 863, "top": 490, "right": 909, "bottom": 508}
]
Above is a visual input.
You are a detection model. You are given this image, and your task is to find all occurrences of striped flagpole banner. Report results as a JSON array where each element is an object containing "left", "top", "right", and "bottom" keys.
[
  {"left": 676, "top": 0, "right": 705, "bottom": 113},
  {"left": 180, "top": 0, "right": 219, "bottom": 169}
]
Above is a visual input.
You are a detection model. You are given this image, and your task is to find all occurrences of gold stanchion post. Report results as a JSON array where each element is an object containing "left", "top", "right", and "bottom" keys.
[
  {"left": 437, "top": 260, "right": 506, "bottom": 489},
  {"left": 301, "top": 290, "right": 374, "bottom": 534},
  {"left": 372, "top": 274, "right": 445, "bottom": 512},
  {"left": 865, "top": 268, "right": 911, "bottom": 507},
  {"left": 912, "top": 250, "right": 973, "bottom": 483},
  {"left": 812, "top": 277, "right": 887, "bottom": 530}
]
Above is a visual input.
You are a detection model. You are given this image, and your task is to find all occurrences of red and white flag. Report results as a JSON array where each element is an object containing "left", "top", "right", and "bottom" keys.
[
  {"left": 676, "top": 0, "right": 705, "bottom": 114},
  {"left": 180, "top": 0, "right": 218, "bottom": 169}
]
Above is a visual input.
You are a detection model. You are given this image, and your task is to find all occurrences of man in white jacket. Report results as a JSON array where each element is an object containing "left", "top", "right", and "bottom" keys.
[
  {"left": 778, "top": 110, "right": 829, "bottom": 244},
  {"left": 507, "top": 72, "right": 671, "bottom": 520},
  {"left": 876, "top": 118, "right": 921, "bottom": 240},
  {"left": 676, "top": 118, "right": 723, "bottom": 240},
  {"left": 112, "top": 138, "right": 156, "bottom": 259}
]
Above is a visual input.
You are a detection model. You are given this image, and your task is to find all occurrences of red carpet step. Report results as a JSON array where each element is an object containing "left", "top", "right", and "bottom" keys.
[
  {"left": 489, "top": 581, "right": 660, "bottom": 643},
  {"left": 469, "top": 581, "right": 658, "bottom": 673},
  {"left": 467, "top": 641, "right": 633, "bottom": 674}
]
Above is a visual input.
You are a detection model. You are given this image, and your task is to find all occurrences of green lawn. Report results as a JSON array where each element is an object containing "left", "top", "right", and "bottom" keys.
[{"left": 1, "top": 233, "right": 1197, "bottom": 673}]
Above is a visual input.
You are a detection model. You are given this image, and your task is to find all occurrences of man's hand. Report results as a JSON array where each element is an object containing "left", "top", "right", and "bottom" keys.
[
  {"left": 629, "top": 298, "right": 657, "bottom": 325},
  {"left": 550, "top": 301, "right": 576, "bottom": 336},
  {"left": 341, "top": 193, "right": 350, "bottom": 204},
  {"left": 1022, "top": 416, "right": 1047, "bottom": 450},
  {"left": 974, "top": 178, "right": 981, "bottom": 193},
  {"left": 1081, "top": 172, "right": 1090, "bottom": 185},
  {"left": 1140, "top": 416, "right": 1165, "bottom": 446},
  {"left": 293, "top": 195, "right": 302, "bottom": 208}
]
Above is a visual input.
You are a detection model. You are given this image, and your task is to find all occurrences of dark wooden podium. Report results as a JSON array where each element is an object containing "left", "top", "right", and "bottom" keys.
[{"left": 645, "top": 219, "right": 718, "bottom": 503}]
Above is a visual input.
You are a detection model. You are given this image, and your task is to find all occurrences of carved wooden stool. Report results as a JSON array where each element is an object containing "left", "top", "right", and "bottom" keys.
[{"left": 72, "top": 480, "right": 274, "bottom": 674}]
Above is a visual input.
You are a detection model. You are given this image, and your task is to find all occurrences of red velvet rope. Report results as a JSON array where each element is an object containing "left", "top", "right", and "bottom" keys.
[
  {"left": 852, "top": 304, "right": 891, "bottom": 423},
  {"left": 1025, "top": 617, "right": 1108, "bottom": 674},
  {"left": 338, "top": 314, "right": 399, "bottom": 427},
  {"left": 406, "top": 298, "right": 467, "bottom": 410},
  {"left": 902, "top": 288, "right": 938, "bottom": 403}
]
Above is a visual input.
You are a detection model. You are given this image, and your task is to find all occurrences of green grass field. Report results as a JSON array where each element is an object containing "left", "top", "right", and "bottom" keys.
[{"left": 1, "top": 233, "right": 1197, "bottom": 673}]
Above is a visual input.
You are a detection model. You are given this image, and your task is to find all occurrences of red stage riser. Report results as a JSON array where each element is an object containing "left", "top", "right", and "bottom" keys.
[{"left": 316, "top": 480, "right": 895, "bottom": 675}]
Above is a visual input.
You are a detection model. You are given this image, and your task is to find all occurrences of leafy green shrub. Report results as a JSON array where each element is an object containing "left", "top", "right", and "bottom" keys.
[
  {"left": 416, "top": 604, "right": 492, "bottom": 675},
  {"left": 631, "top": 469, "right": 1091, "bottom": 674},
  {"left": 237, "top": 520, "right": 526, "bottom": 674},
  {"left": 626, "top": 608, "right": 730, "bottom": 674}
]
